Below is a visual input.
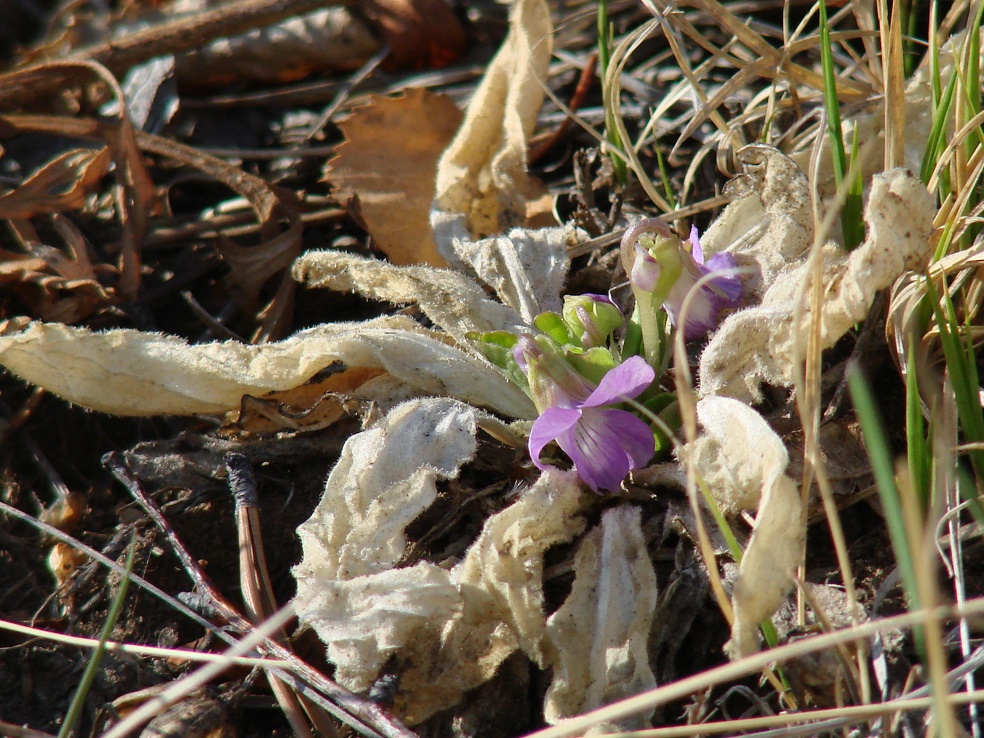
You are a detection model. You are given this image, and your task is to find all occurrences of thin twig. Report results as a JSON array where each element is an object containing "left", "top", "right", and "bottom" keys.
[{"left": 226, "top": 453, "right": 339, "bottom": 738}]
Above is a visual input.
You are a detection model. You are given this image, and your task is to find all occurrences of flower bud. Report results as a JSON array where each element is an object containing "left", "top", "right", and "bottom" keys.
[{"left": 561, "top": 294, "right": 623, "bottom": 348}]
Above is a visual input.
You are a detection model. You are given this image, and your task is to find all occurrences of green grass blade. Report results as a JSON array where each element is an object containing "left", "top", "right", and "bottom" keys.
[
  {"left": 848, "top": 367, "right": 921, "bottom": 615},
  {"left": 58, "top": 534, "right": 138, "bottom": 738},
  {"left": 597, "top": 0, "right": 627, "bottom": 187},
  {"left": 654, "top": 144, "right": 677, "bottom": 210},
  {"left": 818, "top": 0, "right": 862, "bottom": 249},
  {"left": 925, "top": 278, "right": 984, "bottom": 526},
  {"left": 905, "top": 348, "right": 931, "bottom": 511},
  {"left": 920, "top": 70, "right": 957, "bottom": 187}
]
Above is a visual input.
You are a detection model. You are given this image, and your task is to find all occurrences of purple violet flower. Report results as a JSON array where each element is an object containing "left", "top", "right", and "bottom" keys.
[
  {"left": 622, "top": 219, "right": 742, "bottom": 341},
  {"left": 665, "top": 225, "right": 742, "bottom": 339},
  {"left": 524, "top": 354, "right": 656, "bottom": 493}
]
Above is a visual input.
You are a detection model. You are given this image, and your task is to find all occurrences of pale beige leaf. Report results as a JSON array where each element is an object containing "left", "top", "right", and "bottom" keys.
[
  {"left": 698, "top": 145, "right": 813, "bottom": 299},
  {"left": 544, "top": 506, "right": 658, "bottom": 729},
  {"left": 292, "top": 250, "right": 525, "bottom": 342},
  {"left": 686, "top": 397, "right": 804, "bottom": 658},
  {"left": 699, "top": 167, "right": 936, "bottom": 403},
  {"left": 432, "top": 0, "right": 552, "bottom": 238},
  {"left": 0, "top": 317, "right": 535, "bottom": 418},
  {"left": 395, "top": 470, "right": 588, "bottom": 725},
  {"left": 429, "top": 215, "right": 574, "bottom": 324},
  {"left": 293, "top": 398, "right": 476, "bottom": 690}
]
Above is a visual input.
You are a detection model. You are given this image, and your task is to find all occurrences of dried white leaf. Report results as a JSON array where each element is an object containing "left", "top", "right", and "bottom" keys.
[
  {"left": 292, "top": 249, "right": 526, "bottom": 342},
  {"left": 699, "top": 145, "right": 813, "bottom": 299},
  {"left": 699, "top": 168, "right": 936, "bottom": 403},
  {"left": 0, "top": 317, "right": 535, "bottom": 418},
  {"left": 296, "top": 398, "right": 479, "bottom": 580},
  {"left": 430, "top": 215, "right": 573, "bottom": 323},
  {"left": 293, "top": 397, "right": 477, "bottom": 690},
  {"left": 686, "top": 397, "right": 804, "bottom": 659},
  {"left": 544, "top": 506, "right": 658, "bottom": 729},
  {"left": 395, "top": 470, "right": 589, "bottom": 725},
  {"left": 432, "top": 0, "right": 552, "bottom": 238}
]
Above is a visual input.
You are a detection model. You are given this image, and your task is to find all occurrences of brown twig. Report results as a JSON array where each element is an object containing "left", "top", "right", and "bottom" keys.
[
  {"left": 226, "top": 453, "right": 340, "bottom": 738},
  {"left": 529, "top": 52, "right": 598, "bottom": 164}
]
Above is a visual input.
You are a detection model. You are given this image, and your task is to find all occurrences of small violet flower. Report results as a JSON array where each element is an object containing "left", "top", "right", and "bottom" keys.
[
  {"left": 514, "top": 335, "right": 656, "bottom": 492},
  {"left": 622, "top": 219, "right": 742, "bottom": 340}
]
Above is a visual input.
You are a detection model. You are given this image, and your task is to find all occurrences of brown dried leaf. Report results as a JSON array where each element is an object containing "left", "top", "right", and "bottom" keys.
[
  {"left": 234, "top": 365, "right": 385, "bottom": 433},
  {"left": 0, "top": 148, "right": 111, "bottom": 219},
  {"left": 1, "top": 218, "right": 114, "bottom": 324},
  {"left": 327, "top": 89, "right": 462, "bottom": 266}
]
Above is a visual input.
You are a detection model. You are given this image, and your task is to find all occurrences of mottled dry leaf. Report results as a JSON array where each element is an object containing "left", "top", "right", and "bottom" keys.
[
  {"left": 699, "top": 166, "right": 936, "bottom": 403},
  {"left": 685, "top": 397, "right": 804, "bottom": 658},
  {"left": 328, "top": 89, "right": 463, "bottom": 266},
  {"left": 544, "top": 506, "right": 657, "bottom": 729},
  {"left": 429, "top": 222, "right": 574, "bottom": 324},
  {"left": 698, "top": 145, "right": 813, "bottom": 299},
  {"left": 432, "top": 0, "right": 552, "bottom": 238},
  {"left": 293, "top": 398, "right": 476, "bottom": 689},
  {"left": 0, "top": 316, "right": 535, "bottom": 419},
  {"left": 293, "top": 250, "right": 525, "bottom": 343}
]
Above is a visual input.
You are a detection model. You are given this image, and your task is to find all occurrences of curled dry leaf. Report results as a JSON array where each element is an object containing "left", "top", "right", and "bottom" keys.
[
  {"left": 175, "top": 7, "right": 380, "bottom": 85},
  {"left": 0, "top": 316, "right": 535, "bottom": 418},
  {"left": 48, "top": 541, "right": 86, "bottom": 587},
  {"left": 293, "top": 398, "right": 478, "bottom": 689},
  {"left": 0, "top": 148, "right": 111, "bottom": 219},
  {"left": 293, "top": 250, "right": 526, "bottom": 343},
  {"left": 431, "top": 222, "right": 574, "bottom": 324},
  {"left": 326, "top": 89, "right": 463, "bottom": 267},
  {"left": 685, "top": 396, "right": 803, "bottom": 658},
  {"left": 395, "top": 469, "right": 588, "bottom": 725},
  {"left": 699, "top": 164, "right": 937, "bottom": 403},
  {"left": 293, "top": 398, "right": 590, "bottom": 724},
  {"left": 544, "top": 506, "right": 658, "bottom": 729},
  {"left": 698, "top": 145, "right": 813, "bottom": 299},
  {"left": 0, "top": 221, "right": 113, "bottom": 325},
  {"left": 432, "top": 0, "right": 553, "bottom": 239}
]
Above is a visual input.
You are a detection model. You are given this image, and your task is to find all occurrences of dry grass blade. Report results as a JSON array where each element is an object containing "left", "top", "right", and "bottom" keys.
[{"left": 522, "top": 597, "right": 984, "bottom": 738}]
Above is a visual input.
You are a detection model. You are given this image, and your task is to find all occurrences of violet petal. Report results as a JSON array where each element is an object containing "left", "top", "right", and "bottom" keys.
[
  {"left": 563, "top": 408, "right": 654, "bottom": 491},
  {"left": 582, "top": 356, "right": 655, "bottom": 408},
  {"left": 528, "top": 406, "right": 581, "bottom": 470}
]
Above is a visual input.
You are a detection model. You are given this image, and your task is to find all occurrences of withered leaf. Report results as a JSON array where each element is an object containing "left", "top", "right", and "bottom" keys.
[
  {"left": 327, "top": 88, "right": 462, "bottom": 266},
  {"left": 234, "top": 365, "right": 385, "bottom": 433},
  {"left": 0, "top": 148, "right": 111, "bottom": 219}
]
